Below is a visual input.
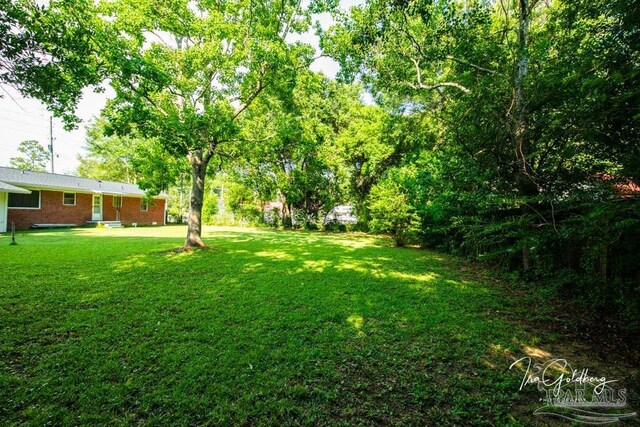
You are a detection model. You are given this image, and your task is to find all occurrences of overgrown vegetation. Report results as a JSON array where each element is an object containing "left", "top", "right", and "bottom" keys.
[{"left": 320, "top": 0, "right": 640, "bottom": 332}]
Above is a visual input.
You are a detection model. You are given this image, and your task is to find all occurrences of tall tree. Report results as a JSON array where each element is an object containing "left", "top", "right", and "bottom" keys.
[
  {"left": 335, "top": 105, "right": 418, "bottom": 228},
  {"left": 76, "top": 118, "right": 140, "bottom": 183},
  {"left": 236, "top": 72, "right": 352, "bottom": 228},
  {"left": 9, "top": 140, "right": 50, "bottom": 172},
  {"left": 323, "top": 0, "right": 545, "bottom": 267},
  {"left": 99, "top": 0, "right": 318, "bottom": 248}
]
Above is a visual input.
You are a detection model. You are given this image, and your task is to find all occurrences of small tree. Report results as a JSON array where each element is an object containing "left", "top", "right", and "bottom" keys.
[
  {"left": 76, "top": 118, "right": 142, "bottom": 183},
  {"left": 10, "top": 140, "right": 50, "bottom": 172},
  {"left": 368, "top": 170, "right": 420, "bottom": 247}
]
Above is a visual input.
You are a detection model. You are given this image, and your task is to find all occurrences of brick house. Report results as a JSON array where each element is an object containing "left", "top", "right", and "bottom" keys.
[{"left": 0, "top": 167, "right": 168, "bottom": 232}]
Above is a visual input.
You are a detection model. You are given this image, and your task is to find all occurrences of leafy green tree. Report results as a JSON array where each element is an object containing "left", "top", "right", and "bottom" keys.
[
  {"left": 368, "top": 168, "right": 420, "bottom": 247},
  {"left": 200, "top": 186, "right": 219, "bottom": 225},
  {"left": 98, "top": 0, "right": 318, "bottom": 248},
  {"left": 9, "top": 140, "right": 50, "bottom": 172},
  {"left": 336, "top": 106, "right": 428, "bottom": 229},
  {"left": 325, "top": 0, "right": 640, "bottom": 325},
  {"left": 334, "top": 104, "right": 387, "bottom": 228},
  {"left": 324, "top": 0, "right": 535, "bottom": 259},
  {"left": 0, "top": 0, "right": 103, "bottom": 127},
  {"left": 76, "top": 119, "right": 140, "bottom": 183},
  {"left": 223, "top": 181, "right": 262, "bottom": 224},
  {"left": 236, "top": 72, "right": 352, "bottom": 229}
]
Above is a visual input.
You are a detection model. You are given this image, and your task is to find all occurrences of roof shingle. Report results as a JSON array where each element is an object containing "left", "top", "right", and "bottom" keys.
[{"left": 0, "top": 167, "right": 168, "bottom": 198}]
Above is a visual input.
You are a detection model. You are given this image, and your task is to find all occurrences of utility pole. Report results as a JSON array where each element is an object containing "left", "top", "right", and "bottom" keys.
[{"left": 49, "top": 115, "right": 54, "bottom": 173}]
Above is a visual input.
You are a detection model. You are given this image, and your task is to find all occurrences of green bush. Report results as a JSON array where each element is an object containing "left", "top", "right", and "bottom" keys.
[
  {"left": 324, "top": 220, "right": 347, "bottom": 232},
  {"left": 368, "top": 170, "right": 420, "bottom": 247},
  {"left": 292, "top": 209, "right": 320, "bottom": 230},
  {"left": 264, "top": 207, "right": 281, "bottom": 228},
  {"left": 201, "top": 192, "right": 219, "bottom": 225},
  {"left": 167, "top": 208, "right": 184, "bottom": 224}
]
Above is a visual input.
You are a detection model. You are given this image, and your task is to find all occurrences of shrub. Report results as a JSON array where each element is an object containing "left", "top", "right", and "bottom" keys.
[
  {"left": 324, "top": 220, "right": 347, "bottom": 232},
  {"left": 368, "top": 171, "right": 420, "bottom": 246},
  {"left": 293, "top": 209, "right": 319, "bottom": 230},
  {"left": 167, "top": 208, "right": 185, "bottom": 224},
  {"left": 264, "top": 207, "right": 281, "bottom": 228},
  {"left": 201, "top": 192, "right": 219, "bottom": 225}
]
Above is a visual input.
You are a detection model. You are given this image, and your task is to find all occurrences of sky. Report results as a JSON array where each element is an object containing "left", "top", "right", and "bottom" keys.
[{"left": 0, "top": 1, "right": 362, "bottom": 175}]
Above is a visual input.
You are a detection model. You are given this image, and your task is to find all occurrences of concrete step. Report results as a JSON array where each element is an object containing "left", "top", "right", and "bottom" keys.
[
  {"left": 32, "top": 223, "right": 79, "bottom": 229},
  {"left": 85, "top": 220, "right": 123, "bottom": 228}
]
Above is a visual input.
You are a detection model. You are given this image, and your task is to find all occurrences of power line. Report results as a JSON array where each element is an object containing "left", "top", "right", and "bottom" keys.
[
  {"left": 0, "top": 116, "right": 50, "bottom": 130},
  {"left": 0, "top": 124, "right": 50, "bottom": 136},
  {"left": 0, "top": 106, "right": 47, "bottom": 119}
]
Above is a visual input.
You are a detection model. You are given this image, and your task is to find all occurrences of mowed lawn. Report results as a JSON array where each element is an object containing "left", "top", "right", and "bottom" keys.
[{"left": 0, "top": 226, "right": 637, "bottom": 425}]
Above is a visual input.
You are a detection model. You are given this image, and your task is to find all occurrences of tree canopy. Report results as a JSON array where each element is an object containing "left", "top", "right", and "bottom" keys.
[
  {"left": 0, "top": 0, "right": 103, "bottom": 127},
  {"left": 94, "top": 0, "right": 323, "bottom": 247}
]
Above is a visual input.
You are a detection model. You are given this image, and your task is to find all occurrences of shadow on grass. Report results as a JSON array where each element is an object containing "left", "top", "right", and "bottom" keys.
[{"left": 0, "top": 226, "right": 637, "bottom": 425}]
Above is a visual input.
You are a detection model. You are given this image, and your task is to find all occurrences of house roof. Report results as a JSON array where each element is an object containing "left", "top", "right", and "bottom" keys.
[
  {"left": 0, "top": 180, "right": 32, "bottom": 194},
  {"left": 0, "top": 167, "right": 168, "bottom": 198}
]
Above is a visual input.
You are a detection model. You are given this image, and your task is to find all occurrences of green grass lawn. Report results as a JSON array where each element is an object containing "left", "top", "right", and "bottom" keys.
[{"left": 0, "top": 226, "right": 637, "bottom": 425}]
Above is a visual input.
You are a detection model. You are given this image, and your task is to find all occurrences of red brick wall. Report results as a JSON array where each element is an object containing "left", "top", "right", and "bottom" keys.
[
  {"left": 8, "top": 190, "right": 92, "bottom": 230},
  {"left": 8, "top": 190, "right": 165, "bottom": 229},
  {"left": 103, "top": 195, "right": 165, "bottom": 226}
]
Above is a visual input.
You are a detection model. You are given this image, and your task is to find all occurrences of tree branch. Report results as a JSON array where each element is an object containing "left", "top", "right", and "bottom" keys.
[
  {"left": 399, "top": 51, "right": 470, "bottom": 93},
  {"left": 232, "top": 63, "right": 269, "bottom": 120},
  {"left": 399, "top": 10, "right": 497, "bottom": 75},
  {"left": 124, "top": 80, "right": 169, "bottom": 116},
  {"left": 407, "top": 81, "right": 470, "bottom": 93},
  {"left": 281, "top": 0, "right": 302, "bottom": 40},
  {"left": 445, "top": 55, "right": 497, "bottom": 74}
]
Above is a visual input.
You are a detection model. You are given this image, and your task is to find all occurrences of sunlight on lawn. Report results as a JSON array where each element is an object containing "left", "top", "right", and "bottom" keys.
[
  {"left": 389, "top": 270, "right": 438, "bottom": 284},
  {"left": 111, "top": 254, "right": 150, "bottom": 272},
  {"left": 299, "top": 259, "right": 332, "bottom": 273},
  {"left": 254, "top": 249, "right": 296, "bottom": 261},
  {"left": 1, "top": 225, "right": 636, "bottom": 425},
  {"left": 346, "top": 314, "right": 366, "bottom": 338}
]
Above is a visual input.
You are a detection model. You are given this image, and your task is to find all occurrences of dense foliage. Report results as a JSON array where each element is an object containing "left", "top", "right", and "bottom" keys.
[
  {"left": 197, "top": 0, "right": 639, "bottom": 327},
  {"left": 320, "top": 0, "right": 640, "bottom": 327}
]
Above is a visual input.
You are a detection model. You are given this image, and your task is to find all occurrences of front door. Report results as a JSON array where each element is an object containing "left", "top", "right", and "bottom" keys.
[{"left": 92, "top": 194, "right": 102, "bottom": 221}]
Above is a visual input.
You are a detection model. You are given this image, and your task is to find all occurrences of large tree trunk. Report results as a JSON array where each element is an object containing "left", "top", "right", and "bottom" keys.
[
  {"left": 513, "top": 0, "right": 537, "bottom": 271},
  {"left": 185, "top": 149, "right": 209, "bottom": 248},
  {"left": 280, "top": 192, "right": 292, "bottom": 228}
]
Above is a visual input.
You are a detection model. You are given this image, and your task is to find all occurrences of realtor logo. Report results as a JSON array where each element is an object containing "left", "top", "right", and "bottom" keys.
[{"left": 510, "top": 357, "right": 637, "bottom": 424}]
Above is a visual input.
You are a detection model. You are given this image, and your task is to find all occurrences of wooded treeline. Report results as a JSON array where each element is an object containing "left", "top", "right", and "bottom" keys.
[
  {"left": 2, "top": 0, "right": 639, "bottom": 328},
  {"left": 321, "top": 0, "right": 640, "bottom": 327}
]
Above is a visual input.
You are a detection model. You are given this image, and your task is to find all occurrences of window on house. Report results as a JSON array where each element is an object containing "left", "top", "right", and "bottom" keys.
[
  {"left": 63, "top": 192, "right": 76, "bottom": 206},
  {"left": 113, "top": 195, "right": 122, "bottom": 208},
  {"left": 8, "top": 191, "right": 40, "bottom": 209},
  {"left": 140, "top": 198, "right": 148, "bottom": 211}
]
